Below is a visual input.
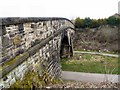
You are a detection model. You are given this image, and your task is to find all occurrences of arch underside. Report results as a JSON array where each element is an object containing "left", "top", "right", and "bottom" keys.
[{"left": 60, "top": 31, "right": 73, "bottom": 58}]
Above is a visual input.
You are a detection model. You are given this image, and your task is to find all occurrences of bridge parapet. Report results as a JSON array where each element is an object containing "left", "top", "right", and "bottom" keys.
[
  {"left": 0, "top": 18, "right": 74, "bottom": 64},
  {"left": 0, "top": 18, "right": 75, "bottom": 89}
]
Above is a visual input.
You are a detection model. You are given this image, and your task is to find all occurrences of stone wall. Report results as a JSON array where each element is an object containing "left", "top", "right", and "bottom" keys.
[
  {"left": 0, "top": 18, "right": 74, "bottom": 89},
  {"left": 1, "top": 19, "right": 68, "bottom": 64},
  {"left": 0, "top": 35, "right": 62, "bottom": 89}
]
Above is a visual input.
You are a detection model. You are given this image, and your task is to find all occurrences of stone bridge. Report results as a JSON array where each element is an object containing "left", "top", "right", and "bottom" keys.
[{"left": 0, "top": 17, "right": 75, "bottom": 89}]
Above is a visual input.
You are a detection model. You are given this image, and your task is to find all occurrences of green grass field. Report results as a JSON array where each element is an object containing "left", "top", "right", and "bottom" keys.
[{"left": 61, "top": 54, "right": 119, "bottom": 74}]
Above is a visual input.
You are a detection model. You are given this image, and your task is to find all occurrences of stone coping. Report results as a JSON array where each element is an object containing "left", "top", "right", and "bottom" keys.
[{"left": 0, "top": 17, "right": 74, "bottom": 26}]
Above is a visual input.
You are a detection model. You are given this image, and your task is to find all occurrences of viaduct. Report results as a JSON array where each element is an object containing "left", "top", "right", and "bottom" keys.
[{"left": 0, "top": 17, "right": 75, "bottom": 89}]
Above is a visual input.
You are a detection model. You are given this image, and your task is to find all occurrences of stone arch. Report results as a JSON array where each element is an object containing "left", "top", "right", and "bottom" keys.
[{"left": 60, "top": 30, "right": 73, "bottom": 58}]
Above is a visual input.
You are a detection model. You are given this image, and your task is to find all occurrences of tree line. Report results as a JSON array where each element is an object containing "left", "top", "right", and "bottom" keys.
[{"left": 75, "top": 15, "right": 120, "bottom": 28}]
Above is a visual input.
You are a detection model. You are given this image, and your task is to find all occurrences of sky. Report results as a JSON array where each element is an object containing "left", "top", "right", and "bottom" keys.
[{"left": 0, "top": 0, "right": 119, "bottom": 19}]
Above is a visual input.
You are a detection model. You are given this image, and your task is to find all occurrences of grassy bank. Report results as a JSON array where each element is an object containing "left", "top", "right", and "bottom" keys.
[{"left": 61, "top": 53, "right": 119, "bottom": 74}]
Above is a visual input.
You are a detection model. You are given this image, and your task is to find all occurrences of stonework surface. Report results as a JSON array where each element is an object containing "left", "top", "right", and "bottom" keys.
[{"left": 0, "top": 18, "right": 74, "bottom": 89}]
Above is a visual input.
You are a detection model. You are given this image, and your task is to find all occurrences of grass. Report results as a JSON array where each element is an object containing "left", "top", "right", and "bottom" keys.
[
  {"left": 61, "top": 53, "right": 119, "bottom": 74},
  {"left": 10, "top": 70, "right": 62, "bottom": 89},
  {"left": 76, "top": 50, "right": 118, "bottom": 54}
]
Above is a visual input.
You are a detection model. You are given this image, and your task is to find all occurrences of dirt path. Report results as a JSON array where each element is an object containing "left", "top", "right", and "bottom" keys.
[
  {"left": 73, "top": 51, "right": 119, "bottom": 57},
  {"left": 62, "top": 71, "right": 119, "bottom": 83}
]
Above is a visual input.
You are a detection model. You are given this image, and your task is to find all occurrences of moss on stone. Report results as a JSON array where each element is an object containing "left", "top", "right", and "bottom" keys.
[
  {"left": 3, "top": 52, "right": 28, "bottom": 67},
  {"left": 10, "top": 70, "right": 62, "bottom": 89},
  {"left": 1, "top": 52, "right": 29, "bottom": 78},
  {"left": 3, "top": 55, "right": 20, "bottom": 67}
]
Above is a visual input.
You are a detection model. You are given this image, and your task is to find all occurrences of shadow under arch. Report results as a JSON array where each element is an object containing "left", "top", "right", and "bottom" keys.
[{"left": 60, "top": 30, "right": 73, "bottom": 58}]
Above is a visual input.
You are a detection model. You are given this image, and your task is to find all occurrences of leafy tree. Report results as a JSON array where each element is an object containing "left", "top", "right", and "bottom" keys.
[
  {"left": 74, "top": 15, "right": 120, "bottom": 29},
  {"left": 84, "top": 17, "right": 92, "bottom": 28},
  {"left": 75, "top": 17, "right": 84, "bottom": 28},
  {"left": 91, "top": 19, "right": 99, "bottom": 28},
  {"left": 116, "top": 18, "right": 120, "bottom": 26},
  {"left": 107, "top": 16, "right": 119, "bottom": 26},
  {"left": 97, "top": 18, "right": 106, "bottom": 26}
]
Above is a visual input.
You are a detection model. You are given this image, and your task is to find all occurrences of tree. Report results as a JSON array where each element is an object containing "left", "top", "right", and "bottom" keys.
[
  {"left": 74, "top": 15, "right": 120, "bottom": 29},
  {"left": 75, "top": 17, "right": 84, "bottom": 28},
  {"left": 107, "top": 16, "right": 119, "bottom": 26},
  {"left": 84, "top": 17, "right": 92, "bottom": 28},
  {"left": 91, "top": 19, "right": 99, "bottom": 28}
]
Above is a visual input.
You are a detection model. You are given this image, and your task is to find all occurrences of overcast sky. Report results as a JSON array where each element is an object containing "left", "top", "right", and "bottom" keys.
[{"left": 0, "top": 0, "right": 119, "bottom": 19}]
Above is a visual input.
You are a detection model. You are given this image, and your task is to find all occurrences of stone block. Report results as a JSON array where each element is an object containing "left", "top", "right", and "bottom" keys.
[
  {"left": 0, "top": 82, "right": 4, "bottom": 90},
  {"left": 9, "top": 77, "right": 16, "bottom": 86}
]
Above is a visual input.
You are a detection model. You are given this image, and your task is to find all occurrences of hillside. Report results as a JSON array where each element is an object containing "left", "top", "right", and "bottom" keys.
[{"left": 73, "top": 25, "right": 119, "bottom": 53}]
